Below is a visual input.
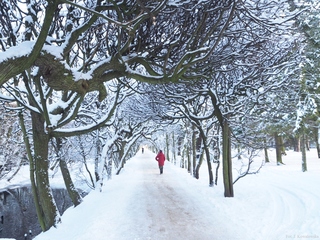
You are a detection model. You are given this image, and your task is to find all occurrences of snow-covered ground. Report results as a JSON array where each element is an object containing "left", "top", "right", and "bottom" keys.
[{"left": 1, "top": 148, "right": 320, "bottom": 240}]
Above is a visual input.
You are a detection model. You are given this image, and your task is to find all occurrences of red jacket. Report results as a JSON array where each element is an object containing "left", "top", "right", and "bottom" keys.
[{"left": 155, "top": 151, "right": 165, "bottom": 166}]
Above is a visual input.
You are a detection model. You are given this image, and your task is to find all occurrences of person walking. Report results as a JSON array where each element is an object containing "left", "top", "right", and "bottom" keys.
[{"left": 155, "top": 150, "right": 166, "bottom": 174}]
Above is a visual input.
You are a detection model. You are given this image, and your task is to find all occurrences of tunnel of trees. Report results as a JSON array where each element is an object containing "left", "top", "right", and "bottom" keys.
[{"left": 1, "top": 0, "right": 320, "bottom": 232}]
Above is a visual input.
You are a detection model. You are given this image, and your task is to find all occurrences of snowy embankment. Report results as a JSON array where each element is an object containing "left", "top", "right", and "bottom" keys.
[{"left": 2, "top": 149, "right": 320, "bottom": 240}]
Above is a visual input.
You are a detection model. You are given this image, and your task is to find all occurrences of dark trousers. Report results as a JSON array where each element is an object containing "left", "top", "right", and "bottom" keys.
[{"left": 159, "top": 166, "right": 163, "bottom": 174}]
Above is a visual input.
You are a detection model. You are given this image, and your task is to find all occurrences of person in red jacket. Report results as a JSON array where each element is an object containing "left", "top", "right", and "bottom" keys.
[{"left": 155, "top": 150, "right": 166, "bottom": 174}]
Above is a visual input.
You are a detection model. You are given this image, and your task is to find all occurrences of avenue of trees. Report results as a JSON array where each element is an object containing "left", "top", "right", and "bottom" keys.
[{"left": 0, "top": 0, "right": 319, "bottom": 233}]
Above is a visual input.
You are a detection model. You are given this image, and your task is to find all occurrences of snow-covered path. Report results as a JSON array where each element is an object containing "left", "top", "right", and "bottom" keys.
[
  {"left": 35, "top": 151, "right": 240, "bottom": 240},
  {"left": 113, "top": 152, "right": 237, "bottom": 240},
  {"left": 33, "top": 149, "right": 320, "bottom": 240}
]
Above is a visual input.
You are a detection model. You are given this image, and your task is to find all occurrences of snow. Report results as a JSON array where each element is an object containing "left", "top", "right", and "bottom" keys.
[
  {"left": 2, "top": 148, "right": 320, "bottom": 240},
  {"left": 0, "top": 41, "right": 35, "bottom": 62}
]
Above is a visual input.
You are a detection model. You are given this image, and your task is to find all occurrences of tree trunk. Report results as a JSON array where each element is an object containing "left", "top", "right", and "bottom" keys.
[
  {"left": 31, "top": 111, "right": 60, "bottom": 231},
  {"left": 59, "top": 159, "right": 83, "bottom": 206},
  {"left": 264, "top": 147, "right": 269, "bottom": 163},
  {"left": 293, "top": 136, "right": 300, "bottom": 152},
  {"left": 116, "top": 141, "right": 126, "bottom": 175},
  {"left": 194, "top": 133, "right": 203, "bottom": 179},
  {"left": 94, "top": 130, "right": 102, "bottom": 183},
  {"left": 214, "top": 161, "right": 220, "bottom": 186},
  {"left": 181, "top": 144, "right": 185, "bottom": 169},
  {"left": 305, "top": 135, "right": 310, "bottom": 151},
  {"left": 280, "top": 135, "right": 286, "bottom": 155},
  {"left": 194, "top": 151, "right": 204, "bottom": 179},
  {"left": 213, "top": 124, "right": 221, "bottom": 186},
  {"left": 187, "top": 145, "right": 191, "bottom": 174},
  {"left": 177, "top": 136, "right": 182, "bottom": 156},
  {"left": 56, "top": 138, "right": 82, "bottom": 206},
  {"left": 263, "top": 138, "right": 269, "bottom": 163},
  {"left": 237, "top": 145, "right": 241, "bottom": 159},
  {"left": 192, "top": 127, "right": 197, "bottom": 177},
  {"left": 120, "top": 141, "right": 126, "bottom": 168},
  {"left": 106, "top": 156, "right": 113, "bottom": 180},
  {"left": 172, "top": 133, "right": 176, "bottom": 165},
  {"left": 222, "top": 120, "right": 234, "bottom": 197},
  {"left": 18, "top": 112, "right": 44, "bottom": 230},
  {"left": 301, "top": 132, "right": 307, "bottom": 172},
  {"left": 314, "top": 127, "right": 320, "bottom": 158},
  {"left": 198, "top": 127, "right": 214, "bottom": 187},
  {"left": 275, "top": 132, "right": 284, "bottom": 165},
  {"left": 205, "top": 147, "right": 214, "bottom": 187},
  {"left": 165, "top": 133, "right": 170, "bottom": 162}
]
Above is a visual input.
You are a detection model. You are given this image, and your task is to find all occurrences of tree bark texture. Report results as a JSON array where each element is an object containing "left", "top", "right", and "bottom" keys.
[
  {"left": 187, "top": 145, "right": 191, "bottom": 173},
  {"left": 194, "top": 151, "right": 204, "bottom": 180},
  {"left": 222, "top": 120, "right": 234, "bottom": 197},
  {"left": 198, "top": 127, "right": 214, "bottom": 186},
  {"left": 275, "top": 133, "right": 283, "bottom": 165},
  {"left": 19, "top": 112, "right": 44, "bottom": 230},
  {"left": 31, "top": 111, "right": 60, "bottom": 231},
  {"left": 205, "top": 147, "right": 214, "bottom": 187},
  {"left": 192, "top": 127, "right": 197, "bottom": 177},
  {"left": 280, "top": 136, "right": 286, "bottom": 155},
  {"left": 56, "top": 138, "right": 82, "bottom": 207},
  {"left": 301, "top": 132, "right": 307, "bottom": 172},
  {"left": 172, "top": 133, "right": 176, "bottom": 165},
  {"left": 94, "top": 130, "right": 101, "bottom": 183},
  {"left": 293, "top": 136, "right": 300, "bottom": 152},
  {"left": 166, "top": 134, "right": 170, "bottom": 162},
  {"left": 263, "top": 138, "right": 269, "bottom": 163},
  {"left": 314, "top": 128, "right": 320, "bottom": 158}
]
